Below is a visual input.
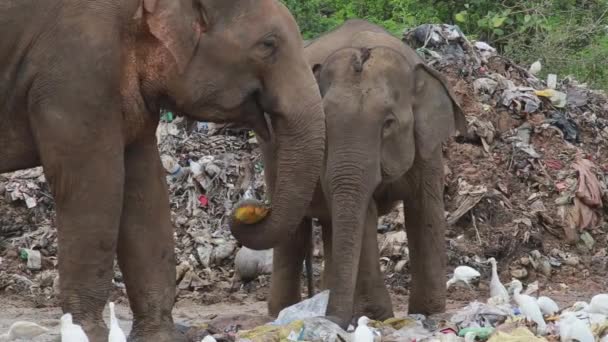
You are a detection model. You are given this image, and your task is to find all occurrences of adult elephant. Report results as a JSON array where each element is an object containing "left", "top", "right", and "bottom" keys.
[
  {"left": 231, "top": 20, "right": 467, "bottom": 328},
  {"left": 0, "top": 1, "right": 325, "bottom": 341}
]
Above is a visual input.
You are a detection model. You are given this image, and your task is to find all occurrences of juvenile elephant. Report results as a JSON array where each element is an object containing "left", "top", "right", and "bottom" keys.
[
  {"left": 232, "top": 20, "right": 467, "bottom": 327},
  {"left": 0, "top": 1, "right": 325, "bottom": 341}
]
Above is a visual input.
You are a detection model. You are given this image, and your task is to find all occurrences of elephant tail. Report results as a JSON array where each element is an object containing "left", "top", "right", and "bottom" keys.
[{"left": 305, "top": 235, "right": 315, "bottom": 299}]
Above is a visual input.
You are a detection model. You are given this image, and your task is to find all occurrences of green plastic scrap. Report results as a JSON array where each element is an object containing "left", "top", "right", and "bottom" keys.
[
  {"left": 19, "top": 249, "right": 28, "bottom": 261},
  {"left": 459, "top": 327, "right": 495, "bottom": 339}
]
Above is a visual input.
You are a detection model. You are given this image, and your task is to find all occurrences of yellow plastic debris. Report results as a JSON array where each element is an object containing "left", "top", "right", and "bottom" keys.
[
  {"left": 592, "top": 321, "right": 608, "bottom": 339},
  {"left": 233, "top": 201, "right": 270, "bottom": 225},
  {"left": 534, "top": 89, "right": 567, "bottom": 108},
  {"left": 488, "top": 327, "right": 548, "bottom": 342},
  {"left": 376, "top": 317, "right": 419, "bottom": 330},
  {"left": 237, "top": 320, "right": 304, "bottom": 342}
]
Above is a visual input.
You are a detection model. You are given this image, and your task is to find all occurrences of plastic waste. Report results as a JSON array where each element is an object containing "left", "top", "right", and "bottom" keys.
[
  {"left": 20, "top": 248, "right": 42, "bottom": 270},
  {"left": 547, "top": 74, "right": 557, "bottom": 89},
  {"left": 160, "top": 155, "right": 188, "bottom": 181},
  {"left": 459, "top": 326, "right": 495, "bottom": 339},
  {"left": 386, "top": 320, "right": 431, "bottom": 341},
  {"left": 273, "top": 290, "right": 329, "bottom": 326},
  {"left": 535, "top": 89, "right": 567, "bottom": 108},
  {"left": 238, "top": 320, "right": 305, "bottom": 342},
  {"left": 161, "top": 111, "right": 174, "bottom": 123},
  {"left": 234, "top": 247, "right": 273, "bottom": 282},
  {"left": 451, "top": 301, "right": 511, "bottom": 329},
  {"left": 529, "top": 60, "right": 542, "bottom": 75},
  {"left": 487, "top": 327, "right": 547, "bottom": 341},
  {"left": 501, "top": 88, "right": 541, "bottom": 113},
  {"left": 300, "top": 317, "right": 350, "bottom": 342},
  {"left": 474, "top": 78, "right": 499, "bottom": 95}
]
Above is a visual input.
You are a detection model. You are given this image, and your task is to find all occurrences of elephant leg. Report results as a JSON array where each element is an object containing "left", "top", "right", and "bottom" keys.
[
  {"left": 354, "top": 204, "right": 393, "bottom": 320},
  {"left": 31, "top": 109, "right": 124, "bottom": 341},
  {"left": 403, "top": 149, "right": 447, "bottom": 315},
  {"left": 319, "top": 220, "right": 333, "bottom": 290},
  {"left": 268, "top": 217, "right": 312, "bottom": 316},
  {"left": 116, "top": 131, "right": 183, "bottom": 342}
]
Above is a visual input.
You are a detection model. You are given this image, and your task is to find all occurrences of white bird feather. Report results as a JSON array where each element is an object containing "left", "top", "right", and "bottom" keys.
[
  {"left": 537, "top": 296, "right": 559, "bottom": 316},
  {"left": 0, "top": 321, "right": 49, "bottom": 341},
  {"left": 446, "top": 266, "right": 480, "bottom": 289},
  {"left": 587, "top": 294, "right": 608, "bottom": 315},
  {"left": 559, "top": 312, "right": 594, "bottom": 342},
  {"left": 486, "top": 258, "right": 509, "bottom": 303},
  {"left": 353, "top": 316, "right": 374, "bottom": 342},
  {"left": 60, "top": 313, "right": 89, "bottom": 342},
  {"left": 510, "top": 280, "right": 547, "bottom": 335},
  {"left": 108, "top": 302, "right": 126, "bottom": 342}
]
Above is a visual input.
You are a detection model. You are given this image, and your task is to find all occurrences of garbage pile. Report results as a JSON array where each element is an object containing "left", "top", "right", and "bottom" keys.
[
  {"left": 0, "top": 22, "right": 607, "bottom": 315},
  {"left": 200, "top": 277, "right": 608, "bottom": 342}
]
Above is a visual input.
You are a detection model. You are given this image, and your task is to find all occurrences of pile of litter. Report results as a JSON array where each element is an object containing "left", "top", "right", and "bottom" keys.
[
  {"left": 191, "top": 280, "right": 608, "bottom": 342},
  {"left": 0, "top": 22, "right": 607, "bottom": 321}
]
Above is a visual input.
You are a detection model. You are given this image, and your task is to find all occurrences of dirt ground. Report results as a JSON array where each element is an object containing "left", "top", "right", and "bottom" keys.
[{"left": 0, "top": 273, "right": 604, "bottom": 340}]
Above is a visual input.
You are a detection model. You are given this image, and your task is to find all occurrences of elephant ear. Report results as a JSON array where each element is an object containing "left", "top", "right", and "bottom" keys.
[
  {"left": 312, "top": 64, "right": 323, "bottom": 90},
  {"left": 413, "top": 63, "right": 467, "bottom": 159},
  {"left": 142, "top": 0, "right": 206, "bottom": 73}
]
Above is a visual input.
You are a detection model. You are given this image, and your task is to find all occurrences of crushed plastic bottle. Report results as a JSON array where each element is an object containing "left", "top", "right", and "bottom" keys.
[{"left": 160, "top": 155, "right": 188, "bottom": 181}]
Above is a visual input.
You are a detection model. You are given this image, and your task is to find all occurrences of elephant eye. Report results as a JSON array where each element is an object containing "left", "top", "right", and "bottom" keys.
[
  {"left": 383, "top": 116, "right": 397, "bottom": 137},
  {"left": 258, "top": 35, "right": 278, "bottom": 58}
]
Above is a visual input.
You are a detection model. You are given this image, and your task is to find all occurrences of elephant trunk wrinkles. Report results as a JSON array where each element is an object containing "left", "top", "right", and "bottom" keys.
[
  {"left": 230, "top": 94, "right": 326, "bottom": 250},
  {"left": 324, "top": 145, "right": 380, "bottom": 321}
]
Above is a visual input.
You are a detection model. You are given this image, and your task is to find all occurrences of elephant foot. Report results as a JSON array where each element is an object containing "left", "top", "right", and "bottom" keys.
[
  {"left": 128, "top": 325, "right": 187, "bottom": 342},
  {"left": 408, "top": 297, "right": 446, "bottom": 316},
  {"left": 324, "top": 315, "right": 352, "bottom": 330},
  {"left": 80, "top": 322, "right": 109, "bottom": 342},
  {"left": 354, "top": 302, "right": 394, "bottom": 323}
]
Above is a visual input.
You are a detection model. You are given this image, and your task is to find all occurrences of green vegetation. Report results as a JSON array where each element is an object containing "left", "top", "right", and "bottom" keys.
[{"left": 281, "top": 0, "right": 608, "bottom": 90}]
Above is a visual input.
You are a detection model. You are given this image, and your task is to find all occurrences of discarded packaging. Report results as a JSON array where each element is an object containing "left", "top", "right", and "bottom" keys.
[{"left": 273, "top": 290, "right": 329, "bottom": 326}]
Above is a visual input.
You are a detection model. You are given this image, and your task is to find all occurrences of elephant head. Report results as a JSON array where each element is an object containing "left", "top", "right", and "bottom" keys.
[
  {"left": 137, "top": 0, "right": 326, "bottom": 249},
  {"left": 312, "top": 43, "right": 465, "bottom": 254}
]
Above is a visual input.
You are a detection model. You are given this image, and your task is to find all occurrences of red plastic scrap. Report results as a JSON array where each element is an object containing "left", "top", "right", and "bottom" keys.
[
  {"left": 573, "top": 158, "right": 603, "bottom": 208},
  {"left": 544, "top": 159, "right": 563, "bottom": 171},
  {"left": 198, "top": 195, "right": 209, "bottom": 207}
]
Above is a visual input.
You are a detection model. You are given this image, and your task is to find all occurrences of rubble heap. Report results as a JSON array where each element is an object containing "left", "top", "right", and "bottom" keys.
[{"left": 1, "top": 23, "right": 607, "bottom": 316}]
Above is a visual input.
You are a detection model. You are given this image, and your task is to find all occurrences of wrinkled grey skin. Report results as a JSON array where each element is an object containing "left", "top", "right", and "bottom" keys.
[{"left": 254, "top": 20, "right": 467, "bottom": 328}]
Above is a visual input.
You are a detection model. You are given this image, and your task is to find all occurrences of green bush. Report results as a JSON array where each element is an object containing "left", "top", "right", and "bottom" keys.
[{"left": 281, "top": 0, "right": 608, "bottom": 90}]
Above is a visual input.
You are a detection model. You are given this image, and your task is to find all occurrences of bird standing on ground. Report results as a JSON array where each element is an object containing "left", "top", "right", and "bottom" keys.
[
  {"left": 108, "top": 302, "right": 126, "bottom": 342},
  {"left": 509, "top": 279, "right": 547, "bottom": 335},
  {"left": 60, "top": 313, "right": 89, "bottom": 342},
  {"left": 587, "top": 294, "right": 608, "bottom": 315},
  {"left": 353, "top": 316, "right": 374, "bottom": 342},
  {"left": 446, "top": 266, "right": 481, "bottom": 289},
  {"left": 0, "top": 321, "right": 49, "bottom": 341},
  {"left": 486, "top": 258, "right": 509, "bottom": 304},
  {"left": 537, "top": 296, "right": 559, "bottom": 316}
]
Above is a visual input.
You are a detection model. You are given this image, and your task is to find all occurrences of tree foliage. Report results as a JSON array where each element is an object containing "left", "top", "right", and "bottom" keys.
[{"left": 281, "top": 0, "right": 608, "bottom": 89}]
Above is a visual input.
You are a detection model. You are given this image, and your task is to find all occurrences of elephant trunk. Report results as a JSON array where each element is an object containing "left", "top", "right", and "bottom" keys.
[
  {"left": 230, "top": 79, "right": 326, "bottom": 250},
  {"left": 323, "top": 139, "right": 381, "bottom": 322}
]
